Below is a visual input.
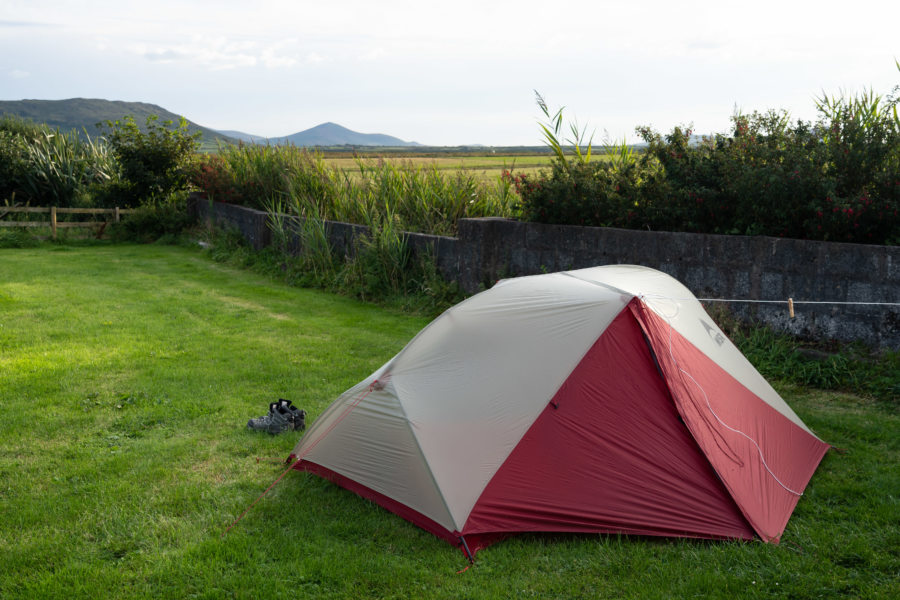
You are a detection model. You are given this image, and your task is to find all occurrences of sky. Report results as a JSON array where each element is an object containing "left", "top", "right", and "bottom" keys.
[{"left": 1, "top": 0, "right": 898, "bottom": 146}]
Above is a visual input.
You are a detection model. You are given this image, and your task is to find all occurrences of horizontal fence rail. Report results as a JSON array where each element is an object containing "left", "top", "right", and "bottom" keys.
[{"left": 0, "top": 206, "right": 135, "bottom": 239}]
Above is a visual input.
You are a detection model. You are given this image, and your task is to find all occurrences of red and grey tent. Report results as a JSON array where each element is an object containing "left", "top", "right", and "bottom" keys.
[{"left": 288, "top": 265, "right": 829, "bottom": 559}]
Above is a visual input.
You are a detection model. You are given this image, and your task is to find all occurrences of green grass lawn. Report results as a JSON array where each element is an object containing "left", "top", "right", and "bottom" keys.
[{"left": 1, "top": 244, "right": 897, "bottom": 599}]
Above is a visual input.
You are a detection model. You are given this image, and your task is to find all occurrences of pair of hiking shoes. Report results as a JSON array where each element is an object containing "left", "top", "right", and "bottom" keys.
[{"left": 247, "top": 399, "right": 306, "bottom": 435}]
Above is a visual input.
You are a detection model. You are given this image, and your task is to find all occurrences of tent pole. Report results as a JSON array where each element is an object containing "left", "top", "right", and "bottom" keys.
[{"left": 458, "top": 536, "right": 475, "bottom": 563}]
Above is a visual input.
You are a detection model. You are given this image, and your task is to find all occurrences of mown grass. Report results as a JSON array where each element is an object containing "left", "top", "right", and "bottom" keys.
[{"left": 1, "top": 243, "right": 898, "bottom": 599}]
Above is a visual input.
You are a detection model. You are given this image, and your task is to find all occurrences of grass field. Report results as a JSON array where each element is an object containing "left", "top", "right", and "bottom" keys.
[
  {"left": 1, "top": 243, "right": 898, "bottom": 599},
  {"left": 320, "top": 154, "right": 557, "bottom": 183},
  {"left": 319, "top": 149, "right": 624, "bottom": 183}
]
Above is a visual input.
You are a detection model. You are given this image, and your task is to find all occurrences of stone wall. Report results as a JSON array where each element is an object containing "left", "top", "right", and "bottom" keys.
[{"left": 193, "top": 198, "right": 900, "bottom": 349}]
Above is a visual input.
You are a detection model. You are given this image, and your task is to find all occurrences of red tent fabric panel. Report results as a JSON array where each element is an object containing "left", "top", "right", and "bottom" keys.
[
  {"left": 463, "top": 306, "right": 755, "bottom": 541},
  {"left": 630, "top": 302, "right": 830, "bottom": 542}
]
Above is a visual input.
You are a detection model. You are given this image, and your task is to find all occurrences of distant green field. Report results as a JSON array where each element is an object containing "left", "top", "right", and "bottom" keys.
[
  {"left": 195, "top": 146, "right": 558, "bottom": 180},
  {"left": 1, "top": 243, "right": 897, "bottom": 599},
  {"left": 320, "top": 151, "right": 624, "bottom": 183},
  {"left": 198, "top": 145, "right": 625, "bottom": 181},
  {"left": 323, "top": 154, "right": 555, "bottom": 181}
]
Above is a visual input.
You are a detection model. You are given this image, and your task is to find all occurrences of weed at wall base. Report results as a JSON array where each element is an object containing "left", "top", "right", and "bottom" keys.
[
  {"left": 707, "top": 303, "right": 900, "bottom": 405},
  {"left": 200, "top": 219, "right": 462, "bottom": 318}
]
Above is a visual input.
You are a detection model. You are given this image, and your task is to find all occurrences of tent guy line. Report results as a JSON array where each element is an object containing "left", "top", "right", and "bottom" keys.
[
  {"left": 223, "top": 380, "right": 381, "bottom": 537},
  {"left": 655, "top": 302, "right": 808, "bottom": 497},
  {"left": 642, "top": 290, "right": 811, "bottom": 495},
  {"left": 222, "top": 457, "right": 300, "bottom": 538}
]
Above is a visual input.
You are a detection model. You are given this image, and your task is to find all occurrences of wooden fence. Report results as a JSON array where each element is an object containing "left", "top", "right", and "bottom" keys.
[{"left": 0, "top": 206, "right": 135, "bottom": 239}]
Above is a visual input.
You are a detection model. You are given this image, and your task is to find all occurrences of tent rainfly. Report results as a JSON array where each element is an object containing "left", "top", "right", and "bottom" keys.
[{"left": 288, "top": 265, "right": 829, "bottom": 559}]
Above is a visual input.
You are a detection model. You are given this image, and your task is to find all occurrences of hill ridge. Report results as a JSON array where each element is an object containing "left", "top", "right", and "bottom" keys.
[
  {"left": 0, "top": 98, "right": 233, "bottom": 144},
  {"left": 0, "top": 98, "right": 420, "bottom": 147},
  {"left": 224, "top": 121, "right": 420, "bottom": 147}
]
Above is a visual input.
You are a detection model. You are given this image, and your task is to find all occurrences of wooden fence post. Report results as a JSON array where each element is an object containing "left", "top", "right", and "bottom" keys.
[
  {"left": 51, "top": 206, "right": 57, "bottom": 240},
  {"left": 115, "top": 207, "right": 120, "bottom": 223}
]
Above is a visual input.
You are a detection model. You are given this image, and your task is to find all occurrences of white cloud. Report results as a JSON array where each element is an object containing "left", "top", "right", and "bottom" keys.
[
  {"left": 359, "top": 47, "right": 387, "bottom": 62},
  {"left": 0, "top": 19, "right": 57, "bottom": 28},
  {"left": 262, "top": 52, "right": 297, "bottom": 69},
  {"left": 9, "top": 69, "right": 29, "bottom": 79},
  {"left": 143, "top": 48, "right": 189, "bottom": 64},
  {"left": 260, "top": 38, "right": 301, "bottom": 69},
  {"left": 131, "top": 36, "right": 305, "bottom": 71}
]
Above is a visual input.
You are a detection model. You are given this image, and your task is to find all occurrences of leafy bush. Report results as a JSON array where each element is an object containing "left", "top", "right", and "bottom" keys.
[
  {"left": 101, "top": 115, "right": 199, "bottom": 207},
  {"left": 506, "top": 93, "right": 647, "bottom": 229},
  {"left": 506, "top": 161, "right": 645, "bottom": 227},
  {"left": 638, "top": 104, "right": 900, "bottom": 243},
  {"left": 188, "top": 153, "right": 239, "bottom": 204},
  {"left": 517, "top": 72, "right": 900, "bottom": 245},
  {"left": 1, "top": 114, "right": 199, "bottom": 211},
  {"left": 109, "top": 195, "right": 195, "bottom": 243}
]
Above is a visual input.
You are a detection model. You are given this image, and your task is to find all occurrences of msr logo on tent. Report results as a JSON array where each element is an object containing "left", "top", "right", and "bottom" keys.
[{"left": 700, "top": 319, "right": 726, "bottom": 347}]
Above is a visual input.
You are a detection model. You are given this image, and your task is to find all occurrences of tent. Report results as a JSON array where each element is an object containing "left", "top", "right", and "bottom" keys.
[{"left": 288, "top": 265, "right": 829, "bottom": 559}]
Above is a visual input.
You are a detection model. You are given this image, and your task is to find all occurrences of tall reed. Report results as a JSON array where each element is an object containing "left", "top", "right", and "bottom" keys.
[
  {"left": 212, "top": 144, "right": 517, "bottom": 236},
  {"left": 200, "top": 144, "right": 515, "bottom": 304}
]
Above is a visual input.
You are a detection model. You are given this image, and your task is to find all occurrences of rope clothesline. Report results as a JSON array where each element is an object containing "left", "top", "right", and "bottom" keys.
[{"left": 696, "top": 298, "right": 900, "bottom": 307}]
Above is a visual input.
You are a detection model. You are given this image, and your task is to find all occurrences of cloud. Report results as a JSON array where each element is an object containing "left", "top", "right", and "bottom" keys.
[
  {"left": 262, "top": 52, "right": 297, "bottom": 69},
  {"left": 143, "top": 48, "right": 189, "bottom": 63},
  {"left": 133, "top": 36, "right": 304, "bottom": 71},
  {"left": 261, "top": 39, "right": 301, "bottom": 68},
  {"left": 8, "top": 69, "right": 30, "bottom": 79},
  {"left": 686, "top": 39, "right": 727, "bottom": 52},
  {"left": 358, "top": 47, "right": 388, "bottom": 62},
  {"left": 0, "top": 20, "right": 57, "bottom": 28}
]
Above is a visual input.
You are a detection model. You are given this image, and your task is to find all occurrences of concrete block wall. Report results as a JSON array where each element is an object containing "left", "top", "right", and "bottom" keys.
[
  {"left": 193, "top": 198, "right": 900, "bottom": 349},
  {"left": 453, "top": 218, "right": 900, "bottom": 350}
]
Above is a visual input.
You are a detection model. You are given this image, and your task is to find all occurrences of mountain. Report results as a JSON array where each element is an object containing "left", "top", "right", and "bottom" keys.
[
  {"left": 0, "top": 98, "right": 420, "bottom": 148},
  {"left": 269, "top": 122, "right": 420, "bottom": 147},
  {"left": 214, "top": 130, "right": 270, "bottom": 144},
  {"left": 0, "top": 98, "right": 235, "bottom": 144}
]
